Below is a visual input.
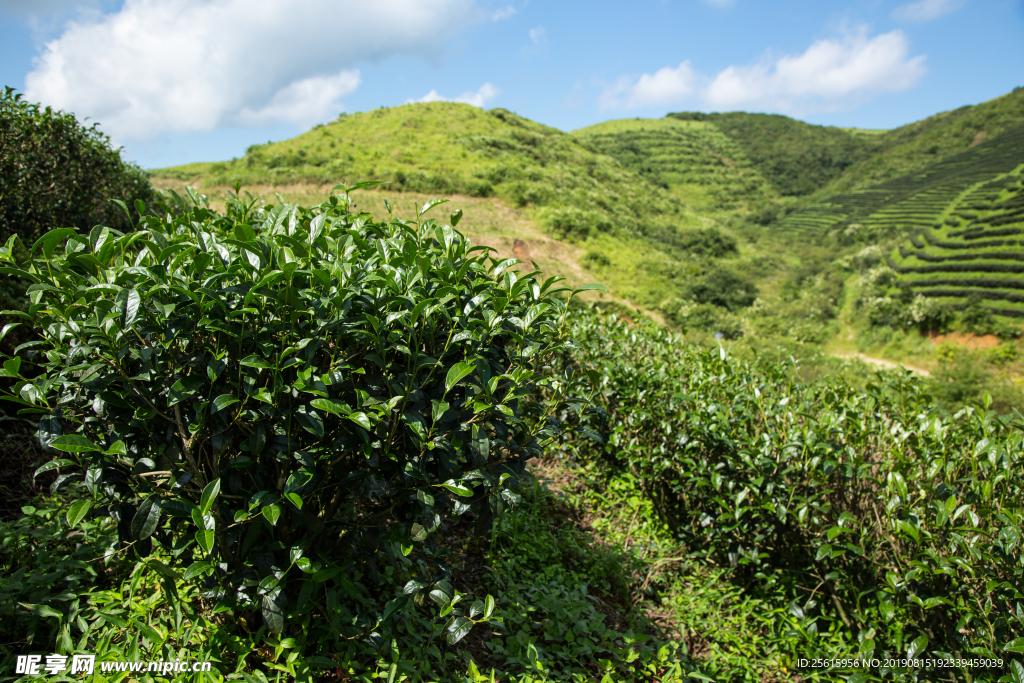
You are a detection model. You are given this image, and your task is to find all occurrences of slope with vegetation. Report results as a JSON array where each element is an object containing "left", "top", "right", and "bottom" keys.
[
  {"left": 889, "top": 168, "right": 1024, "bottom": 317},
  {"left": 820, "top": 87, "right": 1024, "bottom": 195},
  {"left": 774, "top": 123, "right": 1024, "bottom": 241},
  {"left": 152, "top": 103, "right": 771, "bottom": 336},
  {"left": 571, "top": 117, "right": 775, "bottom": 212},
  {"left": 553, "top": 310, "right": 1024, "bottom": 681},
  {"left": 666, "top": 110, "right": 885, "bottom": 197},
  {"left": 158, "top": 103, "right": 692, "bottom": 244}
]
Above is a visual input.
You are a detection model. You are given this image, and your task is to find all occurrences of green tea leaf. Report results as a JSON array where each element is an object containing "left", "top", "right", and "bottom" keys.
[
  {"left": 199, "top": 478, "right": 221, "bottom": 515},
  {"left": 446, "top": 616, "right": 473, "bottom": 644},
  {"left": 34, "top": 459, "right": 76, "bottom": 476},
  {"left": 347, "top": 412, "right": 372, "bottom": 431},
  {"left": 310, "top": 398, "right": 351, "bottom": 416},
  {"left": 419, "top": 198, "right": 449, "bottom": 217},
  {"left": 23, "top": 603, "right": 63, "bottom": 620},
  {"left": 66, "top": 499, "right": 92, "bottom": 528},
  {"left": 445, "top": 361, "right": 474, "bottom": 394},
  {"left": 1004, "top": 637, "right": 1024, "bottom": 653},
  {"left": 131, "top": 495, "right": 162, "bottom": 540},
  {"left": 262, "top": 504, "right": 281, "bottom": 526},
  {"left": 50, "top": 435, "right": 100, "bottom": 453},
  {"left": 439, "top": 480, "right": 473, "bottom": 497},
  {"left": 195, "top": 529, "right": 215, "bottom": 554}
]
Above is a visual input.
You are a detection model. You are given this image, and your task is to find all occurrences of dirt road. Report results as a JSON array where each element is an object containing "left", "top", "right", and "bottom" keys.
[{"left": 833, "top": 352, "right": 931, "bottom": 377}]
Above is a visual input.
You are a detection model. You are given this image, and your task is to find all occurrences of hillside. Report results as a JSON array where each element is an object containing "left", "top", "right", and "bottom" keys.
[
  {"left": 152, "top": 102, "right": 755, "bottom": 324},
  {"left": 571, "top": 117, "right": 776, "bottom": 211},
  {"left": 158, "top": 102, "right": 693, "bottom": 243},
  {"left": 774, "top": 123, "right": 1024, "bottom": 239},
  {"left": 665, "top": 111, "right": 884, "bottom": 197},
  {"left": 889, "top": 166, "right": 1024, "bottom": 316},
  {"left": 820, "top": 87, "right": 1024, "bottom": 195}
]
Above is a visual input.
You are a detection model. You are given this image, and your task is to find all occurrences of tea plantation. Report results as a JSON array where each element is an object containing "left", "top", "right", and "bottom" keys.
[
  {"left": 4, "top": 87, "right": 1024, "bottom": 683},
  {"left": 890, "top": 167, "right": 1024, "bottom": 317}
]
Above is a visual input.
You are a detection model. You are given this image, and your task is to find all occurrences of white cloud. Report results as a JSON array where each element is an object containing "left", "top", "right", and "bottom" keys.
[
  {"left": 23, "top": 0, "right": 478, "bottom": 141},
  {"left": 236, "top": 71, "right": 361, "bottom": 129},
  {"left": 892, "top": 0, "right": 964, "bottom": 22},
  {"left": 703, "top": 29, "right": 926, "bottom": 112},
  {"left": 520, "top": 24, "right": 547, "bottom": 57},
  {"left": 598, "top": 62, "right": 698, "bottom": 109},
  {"left": 701, "top": 0, "right": 736, "bottom": 7},
  {"left": 409, "top": 82, "right": 499, "bottom": 108},
  {"left": 491, "top": 5, "right": 516, "bottom": 20},
  {"left": 599, "top": 28, "right": 926, "bottom": 115}
]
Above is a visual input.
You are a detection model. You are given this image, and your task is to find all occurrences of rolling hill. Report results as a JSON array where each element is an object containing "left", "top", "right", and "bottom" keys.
[
  {"left": 665, "top": 111, "right": 885, "bottom": 197},
  {"left": 151, "top": 102, "right": 749, "bottom": 322},
  {"left": 571, "top": 117, "right": 776, "bottom": 212},
  {"left": 154, "top": 87, "right": 1024, "bottom": 326},
  {"left": 158, "top": 102, "right": 694, "bottom": 243}
]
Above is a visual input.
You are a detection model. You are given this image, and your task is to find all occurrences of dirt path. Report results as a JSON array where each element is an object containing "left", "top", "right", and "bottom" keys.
[{"left": 833, "top": 352, "right": 931, "bottom": 377}]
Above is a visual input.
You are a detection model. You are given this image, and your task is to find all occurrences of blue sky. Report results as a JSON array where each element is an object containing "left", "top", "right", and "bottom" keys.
[{"left": 2, "top": 0, "right": 1021, "bottom": 169}]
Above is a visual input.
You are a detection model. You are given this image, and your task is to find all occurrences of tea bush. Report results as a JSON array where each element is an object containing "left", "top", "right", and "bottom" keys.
[
  {"left": 0, "top": 185, "right": 601, "bottom": 654},
  {"left": 552, "top": 310, "right": 1024, "bottom": 681},
  {"left": 0, "top": 87, "right": 154, "bottom": 246}
]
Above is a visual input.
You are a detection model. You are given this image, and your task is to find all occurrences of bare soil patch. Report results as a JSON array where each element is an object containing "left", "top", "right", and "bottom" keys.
[{"left": 929, "top": 331, "right": 1001, "bottom": 350}]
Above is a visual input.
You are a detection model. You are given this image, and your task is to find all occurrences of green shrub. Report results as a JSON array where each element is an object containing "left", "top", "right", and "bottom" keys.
[
  {"left": 0, "top": 87, "right": 155, "bottom": 246},
  {"left": 687, "top": 268, "right": 757, "bottom": 311},
  {"left": 552, "top": 311, "right": 1024, "bottom": 681},
  {"left": 0, "top": 186, "right": 600, "bottom": 652},
  {"left": 962, "top": 294, "right": 998, "bottom": 334},
  {"left": 673, "top": 227, "right": 738, "bottom": 258}
]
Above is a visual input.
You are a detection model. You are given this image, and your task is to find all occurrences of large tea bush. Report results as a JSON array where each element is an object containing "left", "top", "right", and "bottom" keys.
[
  {"left": 0, "top": 186, "right": 595, "bottom": 653},
  {"left": 0, "top": 87, "right": 154, "bottom": 246},
  {"left": 553, "top": 311, "right": 1024, "bottom": 681}
]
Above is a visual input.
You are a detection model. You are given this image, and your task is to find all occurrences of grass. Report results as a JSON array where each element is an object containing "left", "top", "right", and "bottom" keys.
[
  {"left": 153, "top": 102, "right": 695, "bottom": 245},
  {"left": 665, "top": 111, "right": 884, "bottom": 197},
  {"left": 571, "top": 117, "right": 775, "bottom": 212},
  {"left": 817, "top": 86, "right": 1024, "bottom": 195}
]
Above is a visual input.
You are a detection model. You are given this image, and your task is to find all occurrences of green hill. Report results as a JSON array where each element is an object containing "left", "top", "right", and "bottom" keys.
[
  {"left": 774, "top": 124, "right": 1024, "bottom": 239},
  {"left": 665, "top": 111, "right": 884, "bottom": 197},
  {"left": 821, "top": 87, "right": 1024, "bottom": 195},
  {"left": 158, "top": 102, "right": 691, "bottom": 243},
  {"left": 571, "top": 117, "right": 775, "bottom": 211},
  {"left": 152, "top": 102, "right": 752, "bottom": 322},
  {"left": 888, "top": 164, "right": 1024, "bottom": 317}
]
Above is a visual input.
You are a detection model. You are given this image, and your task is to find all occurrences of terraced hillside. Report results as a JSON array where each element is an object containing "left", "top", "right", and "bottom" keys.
[
  {"left": 889, "top": 167, "right": 1024, "bottom": 317},
  {"left": 820, "top": 87, "right": 1024, "bottom": 195},
  {"left": 666, "top": 111, "right": 884, "bottom": 197},
  {"left": 571, "top": 117, "right": 775, "bottom": 211},
  {"left": 774, "top": 124, "right": 1024, "bottom": 243}
]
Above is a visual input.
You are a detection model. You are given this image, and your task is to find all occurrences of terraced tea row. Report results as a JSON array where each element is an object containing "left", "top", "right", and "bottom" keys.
[
  {"left": 572, "top": 118, "right": 773, "bottom": 211},
  {"left": 775, "top": 125, "right": 1024, "bottom": 243},
  {"left": 888, "top": 169, "right": 1024, "bottom": 317}
]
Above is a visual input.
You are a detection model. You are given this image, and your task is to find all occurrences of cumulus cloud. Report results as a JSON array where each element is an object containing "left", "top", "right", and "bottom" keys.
[
  {"left": 24, "top": 0, "right": 479, "bottom": 141},
  {"left": 236, "top": 71, "right": 361, "bottom": 128},
  {"left": 892, "top": 0, "right": 964, "bottom": 22},
  {"left": 598, "top": 62, "right": 697, "bottom": 109},
  {"left": 703, "top": 29, "right": 926, "bottom": 112},
  {"left": 409, "top": 82, "right": 499, "bottom": 108},
  {"left": 601, "top": 28, "right": 926, "bottom": 115}
]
